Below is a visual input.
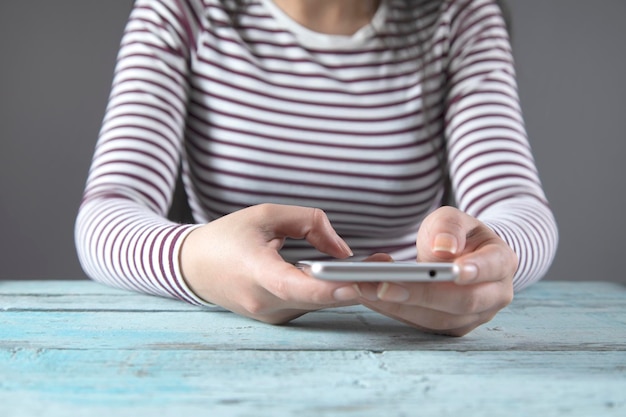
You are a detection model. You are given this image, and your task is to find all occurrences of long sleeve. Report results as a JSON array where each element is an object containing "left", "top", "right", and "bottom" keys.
[
  {"left": 444, "top": 0, "right": 558, "bottom": 290},
  {"left": 75, "top": 0, "right": 208, "bottom": 304}
]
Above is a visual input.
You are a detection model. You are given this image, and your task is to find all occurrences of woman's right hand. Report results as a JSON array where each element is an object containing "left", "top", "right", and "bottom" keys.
[{"left": 180, "top": 204, "right": 358, "bottom": 324}]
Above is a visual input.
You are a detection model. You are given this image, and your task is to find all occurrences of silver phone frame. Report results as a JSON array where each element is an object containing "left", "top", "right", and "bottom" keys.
[{"left": 296, "top": 260, "right": 459, "bottom": 282}]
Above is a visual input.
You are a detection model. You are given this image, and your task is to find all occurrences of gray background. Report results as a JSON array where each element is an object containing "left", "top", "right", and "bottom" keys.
[{"left": 1, "top": 1, "right": 624, "bottom": 283}]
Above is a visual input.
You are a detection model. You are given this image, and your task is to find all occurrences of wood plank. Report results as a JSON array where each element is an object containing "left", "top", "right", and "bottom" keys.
[
  {"left": 0, "top": 280, "right": 127, "bottom": 295},
  {"left": 0, "top": 280, "right": 203, "bottom": 312},
  {"left": 0, "top": 349, "right": 623, "bottom": 417},
  {"left": 1, "top": 280, "right": 624, "bottom": 310},
  {"left": 1, "top": 281, "right": 625, "bottom": 352},
  {"left": 0, "top": 306, "right": 624, "bottom": 352}
]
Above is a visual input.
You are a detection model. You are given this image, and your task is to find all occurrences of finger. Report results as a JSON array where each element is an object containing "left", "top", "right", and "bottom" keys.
[
  {"left": 229, "top": 260, "right": 359, "bottom": 321},
  {"left": 362, "top": 252, "right": 394, "bottom": 262},
  {"left": 376, "top": 280, "right": 513, "bottom": 316},
  {"left": 261, "top": 254, "right": 362, "bottom": 308},
  {"left": 350, "top": 253, "right": 394, "bottom": 301},
  {"left": 454, "top": 239, "right": 519, "bottom": 285},
  {"left": 257, "top": 204, "right": 352, "bottom": 258},
  {"left": 416, "top": 206, "right": 473, "bottom": 261}
]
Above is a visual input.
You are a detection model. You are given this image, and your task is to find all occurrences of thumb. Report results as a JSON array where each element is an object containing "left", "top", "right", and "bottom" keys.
[
  {"left": 416, "top": 206, "right": 470, "bottom": 262},
  {"left": 259, "top": 204, "right": 353, "bottom": 259}
]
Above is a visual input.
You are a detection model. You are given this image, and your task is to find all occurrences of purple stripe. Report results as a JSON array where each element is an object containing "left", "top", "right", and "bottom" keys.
[
  {"left": 188, "top": 92, "right": 431, "bottom": 124},
  {"left": 145, "top": 227, "right": 179, "bottom": 300},
  {"left": 462, "top": 171, "right": 541, "bottom": 195},
  {"left": 166, "top": 225, "right": 200, "bottom": 303},
  {"left": 124, "top": 217, "right": 160, "bottom": 295},
  {"left": 448, "top": 55, "right": 511, "bottom": 84},
  {"left": 453, "top": 24, "right": 508, "bottom": 60},
  {"left": 85, "top": 173, "right": 165, "bottom": 212},
  {"left": 104, "top": 208, "right": 150, "bottom": 294},
  {"left": 96, "top": 132, "right": 178, "bottom": 163},
  {"left": 80, "top": 191, "right": 133, "bottom": 207},
  {"left": 107, "top": 93, "right": 185, "bottom": 122},
  {"left": 446, "top": 83, "right": 519, "bottom": 111},
  {"left": 110, "top": 74, "right": 186, "bottom": 111},
  {"left": 122, "top": 29, "right": 185, "bottom": 58},
  {"left": 198, "top": 192, "right": 437, "bottom": 226},
  {"left": 197, "top": 34, "right": 436, "bottom": 71},
  {"left": 172, "top": 0, "right": 196, "bottom": 50},
  {"left": 449, "top": 127, "right": 528, "bottom": 159},
  {"left": 469, "top": 190, "right": 549, "bottom": 217},
  {"left": 187, "top": 138, "right": 444, "bottom": 179},
  {"left": 190, "top": 57, "right": 444, "bottom": 96},
  {"left": 157, "top": 226, "right": 196, "bottom": 304},
  {"left": 128, "top": 8, "right": 189, "bottom": 55},
  {"left": 193, "top": 49, "right": 443, "bottom": 84},
  {"left": 132, "top": 219, "right": 171, "bottom": 295},
  {"left": 452, "top": 1, "right": 504, "bottom": 40},
  {"left": 100, "top": 113, "right": 178, "bottom": 148},
  {"left": 94, "top": 205, "right": 140, "bottom": 291},
  {"left": 114, "top": 52, "right": 186, "bottom": 82},
  {"left": 454, "top": 147, "right": 535, "bottom": 177},
  {"left": 94, "top": 148, "right": 176, "bottom": 181},
  {"left": 186, "top": 116, "right": 444, "bottom": 154},
  {"left": 190, "top": 158, "right": 442, "bottom": 196},
  {"left": 286, "top": 238, "right": 417, "bottom": 254},
  {"left": 191, "top": 174, "right": 442, "bottom": 212},
  {"left": 93, "top": 158, "right": 172, "bottom": 194},
  {"left": 448, "top": 66, "right": 512, "bottom": 98},
  {"left": 187, "top": 105, "right": 426, "bottom": 138},
  {"left": 191, "top": 72, "right": 427, "bottom": 109}
]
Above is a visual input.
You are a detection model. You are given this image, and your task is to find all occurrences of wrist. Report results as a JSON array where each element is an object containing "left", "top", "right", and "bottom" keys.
[{"left": 176, "top": 224, "right": 216, "bottom": 306}]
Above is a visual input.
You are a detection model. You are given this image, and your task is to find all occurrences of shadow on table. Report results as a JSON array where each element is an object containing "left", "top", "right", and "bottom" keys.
[{"left": 282, "top": 308, "right": 472, "bottom": 349}]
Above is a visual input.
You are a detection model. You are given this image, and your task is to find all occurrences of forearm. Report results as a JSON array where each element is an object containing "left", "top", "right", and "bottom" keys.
[{"left": 75, "top": 195, "right": 206, "bottom": 304}]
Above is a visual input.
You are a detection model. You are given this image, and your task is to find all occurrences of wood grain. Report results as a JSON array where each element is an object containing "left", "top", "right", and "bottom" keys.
[{"left": 1, "top": 280, "right": 624, "bottom": 416}]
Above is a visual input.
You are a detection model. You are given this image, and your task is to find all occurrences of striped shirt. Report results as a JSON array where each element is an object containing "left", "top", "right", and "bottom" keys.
[{"left": 75, "top": 0, "right": 559, "bottom": 305}]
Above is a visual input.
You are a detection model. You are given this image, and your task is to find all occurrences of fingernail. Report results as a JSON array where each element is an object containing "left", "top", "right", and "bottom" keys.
[
  {"left": 358, "top": 283, "right": 379, "bottom": 301},
  {"left": 377, "top": 282, "right": 410, "bottom": 303},
  {"left": 336, "top": 236, "right": 354, "bottom": 257},
  {"left": 433, "top": 233, "right": 458, "bottom": 255},
  {"left": 459, "top": 263, "right": 478, "bottom": 283},
  {"left": 333, "top": 284, "right": 361, "bottom": 301}
]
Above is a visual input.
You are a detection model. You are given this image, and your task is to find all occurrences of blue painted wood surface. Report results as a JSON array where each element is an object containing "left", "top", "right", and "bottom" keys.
[{"left": 1, "top": 280, "right": 625, "bottom": 417}]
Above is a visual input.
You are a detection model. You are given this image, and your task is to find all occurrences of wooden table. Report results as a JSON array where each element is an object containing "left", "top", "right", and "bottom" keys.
[{"left": 1, "top": 280, "right": 624, "bottom": 417}]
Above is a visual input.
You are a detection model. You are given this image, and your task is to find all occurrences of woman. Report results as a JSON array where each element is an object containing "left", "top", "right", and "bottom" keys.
[{"left": 75, "top": 0, "right": 558, "bottom": 336}]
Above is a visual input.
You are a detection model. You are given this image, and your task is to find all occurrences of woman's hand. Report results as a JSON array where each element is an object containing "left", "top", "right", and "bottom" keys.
[
  {"left": 358, "top": 206, "right": 518, "bottom": 336},
  {"left": 180, "top": 204, "right": 358, "bottom": 324}
]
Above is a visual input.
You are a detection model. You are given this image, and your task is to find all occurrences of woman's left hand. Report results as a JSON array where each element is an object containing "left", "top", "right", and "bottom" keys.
[{"left": 358, "top": 206, "right": 518, "bottom": 336}]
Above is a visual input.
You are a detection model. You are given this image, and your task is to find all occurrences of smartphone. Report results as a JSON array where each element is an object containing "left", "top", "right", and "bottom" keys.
[{"left": 296, "top": 260, "right": 459, "bottom": 282}]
